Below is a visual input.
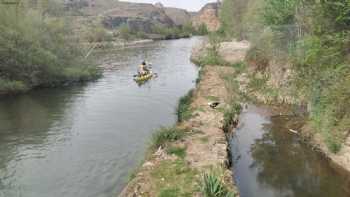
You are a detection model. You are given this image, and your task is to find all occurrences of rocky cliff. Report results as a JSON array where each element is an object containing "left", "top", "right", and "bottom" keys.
[
  {"left": 101, "top": 2, "right": 175, "bottom": 33},
  {"left": 65, "top": 0, "right": 196, "bottom": 34},
  {"left": 164, "top": 7, "right": 192, "bottom": 26},
  {"left": 192, "top": 2, "right": 221, "bottom": 32}
]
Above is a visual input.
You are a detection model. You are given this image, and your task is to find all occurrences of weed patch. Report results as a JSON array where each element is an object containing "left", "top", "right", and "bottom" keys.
[
  {"left": 151, "top": 127, "right": 186, "bottom": 150},
  {"left": 223, "top": 103, "right": 242, "bottom": 132},
  {"left": 167, "top": 146, "right": 187, "bottom": 159},
  {"left": 177, "top": 90, "right": 194, "bottom": 122},
  {"left": 151, "top": 159, "right": 198, "bottom": 197}
]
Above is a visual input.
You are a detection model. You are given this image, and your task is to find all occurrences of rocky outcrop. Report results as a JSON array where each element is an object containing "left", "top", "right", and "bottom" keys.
[
  {"left": 192, "top": 2, "right": 221, "bottom": 32},
  {"left": 102, "top": 2, "right": 174, "bottom": 33},
  {"left": 164, "top": 7, "right": 192, "bottom": 26}
]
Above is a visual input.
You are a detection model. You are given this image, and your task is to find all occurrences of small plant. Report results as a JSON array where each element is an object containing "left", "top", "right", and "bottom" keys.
[
  {"left": 151, "top": 127, "right": 185, "bottom": 149},
  {"left": 167, "top": 146, "right": 187, "bottom": 158},
  {"left": 223, "top": 103, "right": 242, "bottom": 132},
  {"left": 200, "top": 171, "right": 235, "bottom": 197},
  {"left": 177, "top": 90, "right": 194, "bottom": 122}
]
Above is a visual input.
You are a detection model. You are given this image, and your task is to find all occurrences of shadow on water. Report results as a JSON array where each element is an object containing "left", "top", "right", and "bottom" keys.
[{"left": 230, "top": 105, "right": 350, "bottom": 197}]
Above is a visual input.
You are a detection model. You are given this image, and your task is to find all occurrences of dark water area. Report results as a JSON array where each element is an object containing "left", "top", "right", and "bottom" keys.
[
  {"left": 230, "top": 105, "right": 350, "bottom": 197},
  {"left": 0, "top": 38, "right": 200, "bottom": 197}
]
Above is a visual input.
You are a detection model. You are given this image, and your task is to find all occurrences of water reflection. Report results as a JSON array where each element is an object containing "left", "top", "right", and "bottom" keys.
[{"left": 231, "top": 105, "right": 350, "bottom": 197}]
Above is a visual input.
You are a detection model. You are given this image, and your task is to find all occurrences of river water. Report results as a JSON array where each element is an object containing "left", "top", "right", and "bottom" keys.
[
  {"left": 230, "top": 105, "right": 350, "bottom": 197},
  {"left": 0, "top": 38, "right": 199, "bottom": 197}
]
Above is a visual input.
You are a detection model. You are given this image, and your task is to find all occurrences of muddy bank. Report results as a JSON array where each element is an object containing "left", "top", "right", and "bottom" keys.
[{"left": 119, "top": 65, "right": 239, "bottom": 197}]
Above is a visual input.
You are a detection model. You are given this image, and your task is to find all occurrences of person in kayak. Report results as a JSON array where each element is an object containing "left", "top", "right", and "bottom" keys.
[{"left": 138, "top": 61, "right": 150, "bottom": 76}]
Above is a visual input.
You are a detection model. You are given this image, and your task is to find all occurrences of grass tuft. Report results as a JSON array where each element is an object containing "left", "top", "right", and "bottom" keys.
[
  {"left": 177, "top": 90, "right": 194, "bottom": 122},
  {"left": 167, "top": 146, "right": 187, "bottom": 159},
  {"left": 151, "top": 127, "right": 186, "bottom": 150},
  {"left": 200, "top": 170, "right": 235, "bottom": 197},
  {"left": 223, "top": 103, "right": 242, "bottom": 132}
]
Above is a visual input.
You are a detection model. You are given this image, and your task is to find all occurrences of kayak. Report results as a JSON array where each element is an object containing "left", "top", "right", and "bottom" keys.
[{"left": 134, "top": 72, "right": 153, "bottom": 83}]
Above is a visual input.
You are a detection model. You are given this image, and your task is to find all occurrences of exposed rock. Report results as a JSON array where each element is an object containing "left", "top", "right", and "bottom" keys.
[
  {"left": 192, "top": 2, "right": 221, "bottom": 32},
  {"left": 218, "top": 40, "right": 251, "bottom": 64},
  {"left": 164, "top": 7, "right": 192, "bottom": 26},
  {"left": 102, "top": 2, "right": 174, "bottom": 32}
]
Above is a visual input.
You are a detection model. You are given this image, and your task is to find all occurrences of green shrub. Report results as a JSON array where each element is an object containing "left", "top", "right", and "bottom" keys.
[
  {"left": 0, "top": 78, "right": 28, "bottom": 94},
  {"left": 151, "top": 127, "right": 186, "bottom": 149},
  {"left": 119, "top": 24, "right": 133, "bottom": 40},
  {"left": 0, "top": 4, "right": 100, "bottom": 94},
  {"left": 86, "top": 26, "right": 113, "bottom": 42},
  {"left": 223, "top": 103, "right": 242, "bottom": 132},
  {"left": 197, "top": 23, "right": 209, "bottom": 35},
  {"left": 177, "top": 90, "right": 194, "bottom": 122},
  {"left": 200, "top": 171, "right": 235, "bottom": 197}
]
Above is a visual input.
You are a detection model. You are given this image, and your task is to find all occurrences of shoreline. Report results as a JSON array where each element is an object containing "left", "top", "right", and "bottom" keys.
[{"left": 119, "top": 65, "right": 239, "bottom": 197}]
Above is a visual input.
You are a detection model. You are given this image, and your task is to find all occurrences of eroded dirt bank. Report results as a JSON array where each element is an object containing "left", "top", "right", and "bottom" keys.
[{"left": 119, "top": 65, "right": 239, "bottom": 197}]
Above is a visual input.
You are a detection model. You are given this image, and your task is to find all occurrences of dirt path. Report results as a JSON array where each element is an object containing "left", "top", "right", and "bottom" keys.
[{"left": 119, "top": 65, "right": 237, "bottom": 197}]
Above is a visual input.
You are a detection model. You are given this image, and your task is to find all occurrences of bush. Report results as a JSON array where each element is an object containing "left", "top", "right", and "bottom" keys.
[
  {"left": 177, "top": 90, "right": 194, "bottom": 122},
  {"left": 197, "top": 23, "right": 209, "bottom": 35},
  {"left": 86, "top": 26, "right": 113, "bottom": 42},
  {"left": 0, "top": 5, "right": 100, "bottom": 94},
  {"left": 223, "top": 103, "right": 242, "bottom": 132},
  {"left": 151, "top": 127, "right": 186, "bottom": 149},
  {"left": 119, "top": 24, "right": 133, "bottom": 40},
  {"left": 0, "top": 78, "right": 28, "bottom": 94}
]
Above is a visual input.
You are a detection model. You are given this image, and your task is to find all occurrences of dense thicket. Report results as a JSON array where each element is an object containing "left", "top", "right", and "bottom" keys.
[
  {"left": 219, "top": 0, "right": 350, "bottom": 152},
  {"left": 0, "top": 2, "right": 100, "bottom": 94}
]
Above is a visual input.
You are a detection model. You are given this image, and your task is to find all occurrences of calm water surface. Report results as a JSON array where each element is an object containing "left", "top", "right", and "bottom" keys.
[
  {"left": 230, "top": 105, "right": 350, "bottom": 197},
  {"left": 0, "top": 38, "right": 199, "bottom": 197}
]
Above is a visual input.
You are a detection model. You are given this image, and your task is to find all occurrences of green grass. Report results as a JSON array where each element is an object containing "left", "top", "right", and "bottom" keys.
[
  {"left": 151, "top": 159, "right": 198, "bottom": 197},
  {"left": 200, "top": 170, "right": 235, "bottom": 197},
  {"left": 166, "top": 146, "right": 187, "bottom": 159},
  {"left": 223, "top": 103, "right": 242, "bottom": 132},
  {"left": 206, "top": 96, "right": 220, "bottom": 101},
  {"left": 159, "top": 188, "right": 181, "bottom": 197},
  {"left": 151, "top": 127, "right": 186, "bottom": 150},
  {"left": 177, "top": 90, "right": 194, "bottom": 122}
]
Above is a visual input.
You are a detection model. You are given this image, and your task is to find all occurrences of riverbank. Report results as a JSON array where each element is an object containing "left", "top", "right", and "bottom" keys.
[
  {"left": 198, "top": 38, "right": 350, "bottom": 175},
  {"left": 119, "top": 65, "right": 239, "bottom": 197}
]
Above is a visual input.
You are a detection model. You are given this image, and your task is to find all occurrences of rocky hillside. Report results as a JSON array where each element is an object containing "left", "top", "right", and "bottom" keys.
[
  {"left": 65, "top": 0, "right": 193, "bottom": 32},
  {"left": 102, "top": 2, "right": 174, "bottom": 33},
  {"left": 192, "top": 2, "right": 221, "bottom": 32},
  {"left": 164, "top": 7, "right": 192, "bottom": 26}
]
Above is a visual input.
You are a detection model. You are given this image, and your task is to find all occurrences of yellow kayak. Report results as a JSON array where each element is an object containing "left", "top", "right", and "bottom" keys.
[{"left": 134, "top": 72, "right": 153, "bottom": 83}]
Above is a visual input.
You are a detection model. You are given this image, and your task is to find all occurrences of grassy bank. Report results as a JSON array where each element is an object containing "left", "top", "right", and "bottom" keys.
[{"left": 121, "top": 66, "right": 237, "bottom": 197}]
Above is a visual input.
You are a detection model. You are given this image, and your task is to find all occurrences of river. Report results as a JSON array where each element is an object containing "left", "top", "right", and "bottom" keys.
[
  {"left": 0, "top": 38, "right": 199, "bottom": 197},
  {"left": 230, "top": 105, "right": 350, "bottom": 197}
]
